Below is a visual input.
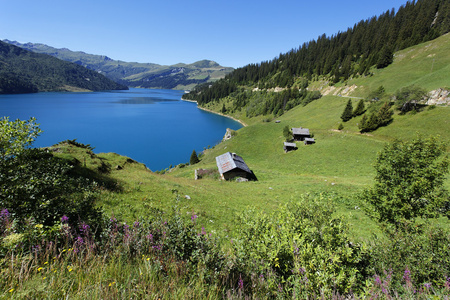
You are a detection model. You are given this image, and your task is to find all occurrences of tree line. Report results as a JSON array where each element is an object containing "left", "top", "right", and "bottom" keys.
[{"left": 183, "top": 0, "right": 450, "bottom": 106}]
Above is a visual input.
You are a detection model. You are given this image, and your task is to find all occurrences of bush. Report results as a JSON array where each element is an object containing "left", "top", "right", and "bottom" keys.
[
  {"left": 360, "top": 135, "right": 449, "bottom": 227},
  {"left": 232, "top": 193, "right": 368, "bottom": 297}
]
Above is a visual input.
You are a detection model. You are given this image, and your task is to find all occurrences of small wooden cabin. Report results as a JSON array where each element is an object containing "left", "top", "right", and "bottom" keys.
[
  {"left": 216, "top": 152, "right": 253, "bottom": 181},
  {"left": 304, "top": 137, "right": 316, "bottom": 145},
  {"left": 283, "top": 142, "right": 298, "bottom": 153},
  {"left": 292, "top": 127, "right": 310, "bottom": 141}
]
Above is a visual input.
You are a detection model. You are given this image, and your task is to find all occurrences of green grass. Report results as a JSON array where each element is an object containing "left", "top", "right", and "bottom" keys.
[
  {"left": 46, "top": 35, "right": 450, "bottom": 241},
  {"left": 348, "top": 33, "right": 450, "bottom": 97}
]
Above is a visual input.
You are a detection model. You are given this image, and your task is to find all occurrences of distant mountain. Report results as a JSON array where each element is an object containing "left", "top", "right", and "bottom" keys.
[
  {"left": 3, "top": 40, "right": 234, "bottom": 90},
  {"left": 0, "top": 41, "right": 128, "bottom": 94}
]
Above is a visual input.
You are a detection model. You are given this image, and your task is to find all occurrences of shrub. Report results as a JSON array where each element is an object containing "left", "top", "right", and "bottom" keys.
[
  {"left": 232, "top": 193, "right": 368, "bottom": 297},
  {"left": 360, "top": 135, "right": 449, "bottom": 227}
]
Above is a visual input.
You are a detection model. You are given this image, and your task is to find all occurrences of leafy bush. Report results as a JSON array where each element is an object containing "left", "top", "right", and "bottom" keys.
[
  {"left": 395, "top": 85, "right": 427, "bottom": 113},
  {"left": 232, "top": 193, "right": 368, "bottom": 297},
  {"left": 360, "top": 135, "right": 449, "bottom": 227},
  {"left": 0, "top": 118, "right": 103, "bottom": 231}
]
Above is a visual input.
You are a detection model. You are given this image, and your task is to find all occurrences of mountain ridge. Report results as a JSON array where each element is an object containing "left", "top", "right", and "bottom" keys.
[
  {"left": 2, "top": 40, "right": 234, "bottom": 90},
  {"left": 0, "top": 40, "right": 128, "bottom": 94}
]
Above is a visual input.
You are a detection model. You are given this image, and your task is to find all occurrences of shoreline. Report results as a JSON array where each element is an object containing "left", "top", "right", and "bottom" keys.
[{"left": 181, "top": 98, "right": 248, "bottom": 127}]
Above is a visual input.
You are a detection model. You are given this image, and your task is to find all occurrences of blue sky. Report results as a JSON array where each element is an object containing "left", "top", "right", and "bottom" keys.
[{"left": 1, "top": 0, "right": 408, "bottom": 68}]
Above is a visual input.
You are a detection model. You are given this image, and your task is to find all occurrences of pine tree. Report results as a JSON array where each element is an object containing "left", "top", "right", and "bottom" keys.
[
  {"left": 190, "top": 150, "right": 200, "bottom": 165},
  {"left": 340, "top": 99, "right": 353, "bottom": 122},
  {"left": 377, "top": 101, "right": 394, "bottom": 127},
  {"left": 359, "top": 114, "right": 367, "bottom": 132},
  {"left": 353, "top": 99, "right": 366, "bottom": 116}
]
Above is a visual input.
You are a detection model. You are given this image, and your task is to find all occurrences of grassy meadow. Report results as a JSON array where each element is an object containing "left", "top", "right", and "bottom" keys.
[{"left": 2, "top": 35, "right": 450, "bottom": 299}]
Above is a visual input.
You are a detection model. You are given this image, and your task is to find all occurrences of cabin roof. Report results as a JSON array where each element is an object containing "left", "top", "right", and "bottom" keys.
[
  {"left": 304, "top": 137, "right": 315, "bottom": 142},
  {"left": 292, "top": 127, "right": 310, "bottom": 135},
  {"left": 283, "top": 142, "right": 297, "bottom": 147},
  {"left": 216, "top": 152, "right": 251, "bottom": 175}
]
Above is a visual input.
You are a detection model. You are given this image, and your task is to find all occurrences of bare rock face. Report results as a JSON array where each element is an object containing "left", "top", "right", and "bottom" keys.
[
  {"left": 426, "top": 88, "right": 450, "bottom": 105},
  {"left": 223, "top": 128, "right": 234, "bottom": 141}
]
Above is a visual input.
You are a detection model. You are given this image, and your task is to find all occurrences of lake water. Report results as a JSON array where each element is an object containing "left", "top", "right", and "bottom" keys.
[{"left": 0, "top": 88, "right": 242, "bottom": 170}]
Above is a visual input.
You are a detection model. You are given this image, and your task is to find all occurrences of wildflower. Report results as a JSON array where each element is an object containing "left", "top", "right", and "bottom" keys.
[
  {"left": 8, "top": 288, "right": 14, "bottom": 293},
  {"left": 238, "top": 274, "right": 244, "bottom": 290},
  {"left": 201, "top": 227, "right": 206, "bottom": 235},
  {"left": 61, "top": 215, "right": 69, "bottom": 223},
  {"left": 133, "top": 221, "right": 140, "bottom": 228},
  {"left": 76, "top": 236, "right": 84, "bottom": 246},
  {"left": 37, "top": 267, "right": 43, "bottom": 272},
  {"left": 374, "top": 274, "right": 382, "bottom": 286},
  {"left": 424, "top": 283, "right": 431, "bottom": 289},
  {"left": 191, "top": 214, "right": 198, "bottom": 221},
  {"left": 80, "top": 223, "right": 90, "bottom": 235},
  {"left": 44, "top": 261, "right": 48, "bottom": 265},
  {"left": 0, "top": 209, "right": 10, "bottom": 219},
  {"left": 403, "top": 267, "right": 411, "bottom": 282},
  {"left": 35, "top": 224, "right": 43, "bottom": 229}
]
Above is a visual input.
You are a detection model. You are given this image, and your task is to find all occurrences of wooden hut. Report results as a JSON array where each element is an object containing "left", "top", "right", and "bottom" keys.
[
  {"left": 216, "top": 152, "right": 253, "bottom": 181},
  {"left": 292, "top": 127, "right": 310, "bottom": 141},
  {"left": 304, "top": 137, "right": 316, "bottom": 145},
  {"left": 283, "top": 142, "right": 298, "bottom": 153}
]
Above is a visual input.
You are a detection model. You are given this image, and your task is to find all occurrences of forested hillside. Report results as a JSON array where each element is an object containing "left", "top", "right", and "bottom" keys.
[
  {"left": 0, "top": 41, "right": 128, "bottom": 94},
  {"left": 183, "top": 0, "right": 450, "bottom": 111},
  {"left": 2, "top": 40, "right": 234, "bottom": 90}
]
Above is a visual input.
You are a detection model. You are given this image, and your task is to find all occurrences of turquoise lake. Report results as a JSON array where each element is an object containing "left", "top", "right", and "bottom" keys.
[{"left": 0, "top": 88, "right": 243, "bottom": 170}]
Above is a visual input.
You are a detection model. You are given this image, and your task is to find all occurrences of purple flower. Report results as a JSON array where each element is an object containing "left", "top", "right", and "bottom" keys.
[
  {"left": 403, "top": 267, "right": 411, "bottom": 282},
  {"left": 238, "top": 275, "right": 244, "bottom": 290},
  {"left": 133, "top": 221, "right": 140, "bottom": 228},
  {"left": 80, "top": 223, "right": 90, "bottom": 235},
  {"left": 61, "top": 215, "right": 69, "bottom": 223},
  {"left": 76, "top": 236, "right": 84, "bottom": 246},
  {"left": 191, "top": 214, "right": 198, "bottom": 221},
  {"left": 374, "top": 274, "right": 381, "bottom": 286},
  {"left": 201, "top": 227, "right": 206, "bottom": 235},
  {"left": 424, "top": 283, "right": 431, "bottom": 289},
  {"left": 1, "top": 209, "right": 10, "bottom": 219}
]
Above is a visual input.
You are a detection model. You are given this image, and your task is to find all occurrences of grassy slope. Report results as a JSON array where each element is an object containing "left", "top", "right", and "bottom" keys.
[
  {"left": 348, "top": 33, "right": 450, "bottom": 96},
  {"left": 53, "top": 36, "right": 450, "bottom": 240}
]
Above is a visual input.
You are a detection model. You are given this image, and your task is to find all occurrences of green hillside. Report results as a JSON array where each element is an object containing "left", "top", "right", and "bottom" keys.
[
  {"left": 0, "top": 41, "right": 128, "bottom": 93},
  {"left": 2, "top": 1, "right": 450, "bottom": 297},
  {"left": 3, "top": 40, "right": 234, "bottom": 90},
  {"left": 341, "top": 32, "right": 450, "bottom": 97}
]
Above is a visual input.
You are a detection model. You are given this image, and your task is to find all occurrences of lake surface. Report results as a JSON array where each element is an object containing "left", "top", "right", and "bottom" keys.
[{"left": 0, "top": 88, "right": 242, "bottom": 170}]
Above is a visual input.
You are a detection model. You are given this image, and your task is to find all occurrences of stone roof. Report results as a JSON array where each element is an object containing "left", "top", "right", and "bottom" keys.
[
  {"left": 216, "top": 152, "right": 251, "bottom": 175},
  {"left": 283, "top": 142, "right": 297, "bottom": 147},
  {"left": 292, "top": 127, "right": 310, "bottom": 135}
]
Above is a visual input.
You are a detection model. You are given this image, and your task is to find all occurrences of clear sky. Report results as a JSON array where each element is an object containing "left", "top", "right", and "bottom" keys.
[{"left": 1, "top": 0, "right": 408, "bottom": 68}]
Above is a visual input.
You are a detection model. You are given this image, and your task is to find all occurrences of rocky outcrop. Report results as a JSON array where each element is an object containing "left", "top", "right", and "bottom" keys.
[{"left": 426, "top": 88, "right": 450, "bottom": 105}]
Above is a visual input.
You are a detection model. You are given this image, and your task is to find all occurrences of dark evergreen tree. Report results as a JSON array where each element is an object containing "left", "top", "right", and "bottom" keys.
[
  {"left": 340, "top": 99, "right": 354, "bottom": 122},
  {"left": 189, "top": 150, "right": 200, "bottom": 165},
  {"left": 359, "top": 114, "right": 368, "bottom": 132},
  {"left": 377, "top": 101, "right": 394, "bottom": 127},
  {"left": 353, "top": 99, "right": 366, "bottom": 116}
]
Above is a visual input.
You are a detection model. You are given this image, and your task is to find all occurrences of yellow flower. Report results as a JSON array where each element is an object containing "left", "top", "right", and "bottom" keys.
[
  {"left": 9, "top": 288, "right": 14, "bottom": 293},
  {"left": 35, "top": 224, "right": 43, "bottom": 229},
  {"left": 43, "top": 277, "right": 46, "bottom": 280},
  {"left": 62, "top": 249, "right": 66, "bottom": 253},
  {"left": 37, "top": 267, "right": 43, "bottom": 272},
  {"left": 146, "top": 258, "right": 150, "bottom": 261},
  {"left": 68, "top": 268, "right": 73, "bottom": 272},
  {"left": 44, "top": 261, "right": 48, "bottom": 265}
]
